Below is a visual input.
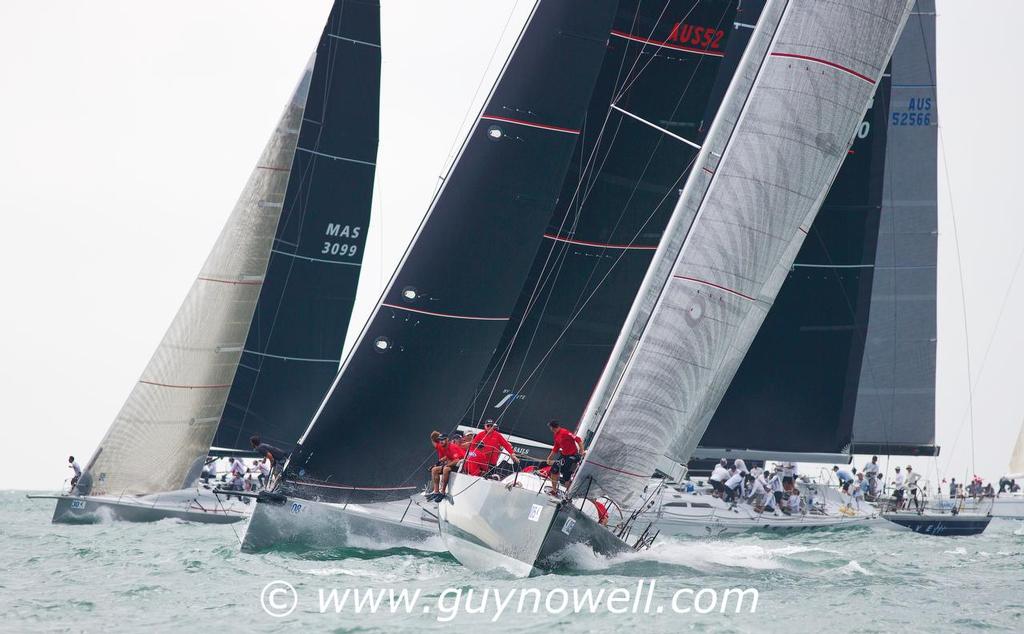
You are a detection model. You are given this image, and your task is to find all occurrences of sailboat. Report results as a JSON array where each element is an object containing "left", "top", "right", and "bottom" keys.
[
  {"left": 30, "top": 0, "right": 381, "bottom": 524},
  {"left": 636, "top": 0, "right": 940, "bottom": 536},
  {"left": 986, "top": 419, "right": 1024, "bottom": 519},
  {"left": 438, "top": 0, "right": 917, "bottom": 576},
  {"left": 239, "top": 0, "right": 622, "bottom": 553}
]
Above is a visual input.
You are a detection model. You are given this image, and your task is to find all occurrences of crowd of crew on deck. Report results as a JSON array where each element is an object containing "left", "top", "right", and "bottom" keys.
[{"left": 707, "top": 458, "right": 809, "bottom": 515}]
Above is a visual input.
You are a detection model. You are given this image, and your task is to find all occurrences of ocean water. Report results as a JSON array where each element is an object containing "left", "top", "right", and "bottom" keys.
[{"left": 4, "top": 491, "right": 1024, "bottom": 633}]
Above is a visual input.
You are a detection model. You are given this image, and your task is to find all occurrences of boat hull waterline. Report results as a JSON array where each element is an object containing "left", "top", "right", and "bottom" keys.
[
  {"left": 880, "top": 512, "right": 992, "bottom": 536},
  {"left": 31, "top": 487, "right": 250, "bottom": 524},
  {"left": 240, "top": 493, "right": 441, "bottom": 553}
]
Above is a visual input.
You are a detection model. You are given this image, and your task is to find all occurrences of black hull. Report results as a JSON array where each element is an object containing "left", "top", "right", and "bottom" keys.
[{"left": 881, "top": 513, "right": 991, "bottom": 536}]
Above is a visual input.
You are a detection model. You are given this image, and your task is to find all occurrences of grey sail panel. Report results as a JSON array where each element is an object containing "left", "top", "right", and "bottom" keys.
[
  {"left": 850, "top": 0, "right": 937, "bottom": 455},
  {"left": 77, "top": 65, "right": 314, "bottom": 496},
  {"left": 572, "top": 0, "right": 915, "bottom": 506}
]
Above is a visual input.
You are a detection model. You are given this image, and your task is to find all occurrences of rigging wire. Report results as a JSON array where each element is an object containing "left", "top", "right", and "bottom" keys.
[{"left": 465, "top": 1, "right": 730, "bottom": 438}]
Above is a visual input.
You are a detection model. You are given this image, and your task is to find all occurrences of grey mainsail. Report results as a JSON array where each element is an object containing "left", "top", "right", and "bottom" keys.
[
  {"left": 850, "top": 0, "right": 937, "bottom": 455},
  {"left": 570, "top": 0, "right": 916, "bottom": 506},
  {"left": 77, "top": 62, "right": 314, "bottom": 497}
]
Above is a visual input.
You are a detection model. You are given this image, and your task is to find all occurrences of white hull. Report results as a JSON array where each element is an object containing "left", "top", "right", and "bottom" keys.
[
  {"left": 32, "top": 486, "right": 251, "bottom": 524},
  {"left": 637, "top": 490, "right": 879, "bottom": 538},
  {"left": 240, "top": 493, "right": 441, "bottom": 553},
  {"left": 438, "top": 472, "right": 628, "bottom": 577}
]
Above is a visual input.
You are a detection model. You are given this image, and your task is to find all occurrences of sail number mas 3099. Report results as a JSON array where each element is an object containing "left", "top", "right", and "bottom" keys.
[{"left": 322, "top": 223, "right": 361, "bottom": 258}]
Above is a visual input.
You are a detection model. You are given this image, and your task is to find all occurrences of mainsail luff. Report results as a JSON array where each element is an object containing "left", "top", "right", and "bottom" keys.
[
  {"left": 285, "top": 0, "right": 619, "bottom": 502},
  {"left": 457, "top": 0, "right": 741, "bottom": 443},
  {"left": 571, "top": 0, "right": 915, "bottom": 506},
  {"left": 216, "top": 0, "right": 381, "bottom": 451},
  {"left": 79, "top": 62, "right": 316, "bottom": 496}
]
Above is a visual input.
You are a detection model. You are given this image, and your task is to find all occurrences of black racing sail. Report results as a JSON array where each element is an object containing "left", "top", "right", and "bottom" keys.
[
  {"left": 284, "top": 0, "right": 619, "bottom": 502},
  {"left": 696, "top": 0, "right": 938, "bottom": 460},
  {"left": 455, "top": 0, "right": 743, "bottom": 450},
  {"left": 214, "top": 0, "right": 382, "bottom": 451}
]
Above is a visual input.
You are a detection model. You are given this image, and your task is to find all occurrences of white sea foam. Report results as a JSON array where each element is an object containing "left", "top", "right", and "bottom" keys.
[
  {"left": 550, "top": 538, "right": 845, "bottom": 574},
  {"left": 835, "top": 560, "right": 873, "bottom": 576}
]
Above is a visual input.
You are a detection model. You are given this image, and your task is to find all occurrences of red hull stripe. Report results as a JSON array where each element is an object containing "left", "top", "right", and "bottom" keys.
[
  {"left": 673, "top": 275, "right": 755, "bottom": 301},
  {"left": 798, "top": 226, "right": 809, "bottom": 235},
  {"left": 382, "top": 303, "right": 509, "bottom": 322},
  {"left": 256, "top": 165, "right": 290, "bottom": 172},
  {"left": 480, "top": 115, "right": 579, "bottom": 135},
  {"left": 544, "top": 233, "right": 657, "bottom": 251},
  {"left": 198, "top": 276, "right": 263, "bottom": 286},
  {"left": 139, "top": 380, "right": 231, "bottom": 389},
  {"left": 610, "top": 29, "right": 725, "bottom": 58},
  {"left": 770, "top": 52, "right": 875, "bottom": 85}
]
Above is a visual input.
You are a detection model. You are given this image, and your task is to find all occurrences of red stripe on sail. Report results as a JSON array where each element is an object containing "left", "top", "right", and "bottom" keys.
[
  {"left": 480, "top": 115, "right": 579, "bottom": 135},
  {"left": 610, "top": 30, "right": 725, "bottom": 58},
  {"left": 770, "top": 52, "right": 876, "bottom": 85},
  {"left": 673, "top": 275, "right": 755, "bottom": 301}
]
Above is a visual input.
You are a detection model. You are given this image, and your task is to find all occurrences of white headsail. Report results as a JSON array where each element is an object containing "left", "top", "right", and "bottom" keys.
[
  {"left": 571, "top": 0, "right": 916, "bottom": 506},
  {"left": 1008, "top": 417, "right": 1024, "bottom": 479},
  {"left": 78, "top": 60, "right": 315, "bottom": 497}
]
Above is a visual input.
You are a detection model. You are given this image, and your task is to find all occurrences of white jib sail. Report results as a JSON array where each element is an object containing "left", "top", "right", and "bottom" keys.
[
  {"left": 79, "top": 59, "right": 315, "bottom": 497},
  {"left": 571, "top": 0, "right": 916, "bottom": 506}
]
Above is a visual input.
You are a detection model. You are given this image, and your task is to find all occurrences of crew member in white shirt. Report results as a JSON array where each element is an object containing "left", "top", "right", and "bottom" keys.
[
  {"left": 863, "top": 456, "right": 881, "bottom": 480},
  {"left": 734, "top": 458, "right": 748, "bottom": 476},
  {"left": 68, "top": 456, "right": 82, "bottom": 493},
  {"left": 905, "top": 466, "right": 922, "bottom": 511},
  {"left": 709, "top": 460, "right": 730, "bottom": 497},
  {"left": 724, "top": 469, "right": 743, "bottom": 504},
  {"left": 891, "top": 466, "right": 906, "bottom": 510}
]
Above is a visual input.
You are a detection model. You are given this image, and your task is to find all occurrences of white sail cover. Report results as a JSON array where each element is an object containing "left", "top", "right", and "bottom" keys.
[
  {"left": 79, "top": 61, "right": 314, "bottom": 496},
  {"left": 571, "top": 0, "right": 915, "bottom": 506}
]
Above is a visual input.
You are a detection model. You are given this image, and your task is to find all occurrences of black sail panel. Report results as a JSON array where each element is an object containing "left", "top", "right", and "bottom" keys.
[
  {"left": 458, "top": 0, "right": 741, "bottom": 444},
  {"left": 697, "top": 0, "right": 938, "bottom": 457},
  {"left": 287, "top": 0, "right": 619, "bottom": 500},
  {"left": 214, "top": 0, "right": 382, "bottom": 451}
]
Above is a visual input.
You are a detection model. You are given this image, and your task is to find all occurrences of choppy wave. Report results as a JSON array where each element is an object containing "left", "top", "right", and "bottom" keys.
[{"left": 7, "top": 492, "right": 1024, "bottom": 632}]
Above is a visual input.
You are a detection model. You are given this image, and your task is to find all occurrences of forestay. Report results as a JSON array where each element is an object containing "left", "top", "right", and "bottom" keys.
[
  {"left": 571, "top": 0, "right": 916, "bottom": 506},
  {"left": 78, "top": 62, "right": 316, "bottom": 496}
]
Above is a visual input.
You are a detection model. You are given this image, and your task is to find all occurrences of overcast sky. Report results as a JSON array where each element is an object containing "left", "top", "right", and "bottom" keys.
[{"left": 1, "top": 1, "right": 1021, "bottom": 492}]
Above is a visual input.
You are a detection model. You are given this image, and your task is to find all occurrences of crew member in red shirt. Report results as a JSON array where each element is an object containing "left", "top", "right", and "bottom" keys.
[
  {"left": 546, "top": 420, "right": 584, "bottom": 495},
  {"left": 467, "top": 420, "right": 519, "bottom": 476},
  {"left": 428, "top": 433, "right": 465, "bottom": 502}
]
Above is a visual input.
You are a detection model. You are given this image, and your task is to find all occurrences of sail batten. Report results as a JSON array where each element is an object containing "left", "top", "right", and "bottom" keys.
[{"left": 571, "top": 0, "right": 916, "bottom": 505}]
